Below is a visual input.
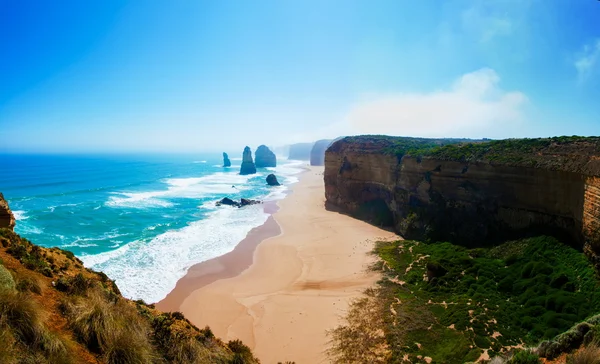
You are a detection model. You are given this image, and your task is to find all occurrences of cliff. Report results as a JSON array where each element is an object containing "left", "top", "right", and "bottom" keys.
[
  {"left": 255, "top": 145, "right": 276, "bottom": 168},
  {"left": 0, "top": 193, "right": 15, "bottom": 230},
  {"left": 324, "top": 135, "right": 600, "bottom": 266},
  {"left": 0, "top": 198, "right": 259, "bottom": 363},
  {"left": 239, "top": 146, "right": 257, "bottom": 175},
  {"left": 223, "top": 152, "right": 231, "bottom": 167},
  {"left": 288, "top": 143, "right": 313, "bottom": 160}
]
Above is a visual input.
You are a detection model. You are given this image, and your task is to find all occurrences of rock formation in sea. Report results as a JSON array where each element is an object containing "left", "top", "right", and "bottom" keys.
[
  {"left": 310, "top": 138, "right": 342, "bottom": 166},
  {"left": 324, "top": 135, "right": 600, "bottom": 267},
  {"left": 239, "top": 146, "right": 257, "bottom": 175},
  {"left": 223, "top": 152, "right": 231, "bottom": 167},
  {"left": 255, "top": 145, "right": 277, "bottom": 168},
  {"left": 266, "top": 174, "right": 280, "bottom": 186},
  {"left": 288, "top": 143, "right": 314, "bottom": 160},
  {"left": 216, "top": 197, "right": 261, "bottom": 208},
  {"left": 0, "top": 193, "right": 15, "bottom": 230}
]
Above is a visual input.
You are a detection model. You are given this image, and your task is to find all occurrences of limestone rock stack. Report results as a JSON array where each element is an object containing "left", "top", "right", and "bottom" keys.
[
  {"left": 255, "top": 145, "right": 276, "bottom": 168},
  {"left": 239, "top": 146, "right": 257, "bottom": 175}
]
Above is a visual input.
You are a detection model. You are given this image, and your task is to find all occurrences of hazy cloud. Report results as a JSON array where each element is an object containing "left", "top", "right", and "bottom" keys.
[
  {"left": 575, "top": 39, "right": 600, "bottom": 83},
  {"left": 346, "top": 68, "right": 528, "bottom": 139},
  {"left": 461, "top": 4, "right": 513, "bottom": 43}
]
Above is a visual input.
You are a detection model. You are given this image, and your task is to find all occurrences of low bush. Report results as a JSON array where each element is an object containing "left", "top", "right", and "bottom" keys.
[{"left": 508, "top": 349, "right": 541, "bottom": 364}]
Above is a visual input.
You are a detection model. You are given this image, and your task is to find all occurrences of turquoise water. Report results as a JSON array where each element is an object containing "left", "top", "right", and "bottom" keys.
[{"left": 0, "top": 153, "right": 303, "bottom": 302}]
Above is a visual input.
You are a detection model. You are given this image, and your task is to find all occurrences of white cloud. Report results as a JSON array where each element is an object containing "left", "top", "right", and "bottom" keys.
[
  {"left": 575, "top": 39, "right": 600, "bottom": 83},
  {"left": 345, "top": 68, "right": 529, "bottom": 139}
]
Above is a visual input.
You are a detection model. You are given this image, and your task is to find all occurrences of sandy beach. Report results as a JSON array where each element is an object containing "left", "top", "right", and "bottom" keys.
[{"left": 157, "top": 166, "right": 398, "bottom": 363}]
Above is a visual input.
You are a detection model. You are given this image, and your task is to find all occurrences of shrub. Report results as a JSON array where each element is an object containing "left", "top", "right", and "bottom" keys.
[
  {"left": 0, "top": 264, "right": 15, "bottom": 291},
  {"left": 14, "top": 272, "right": 43, "bottom": 295},
  {"left": 508, "top": 349, "right": 541, "bottom": 364}
]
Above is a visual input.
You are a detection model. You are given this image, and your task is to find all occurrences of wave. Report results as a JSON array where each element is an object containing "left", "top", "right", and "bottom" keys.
[
  {"left": 105, "top": 171, "right": 259, "bottom": 209},
  {"left": 80, "top": 204, "right": 269, "bottom": 303},
  {"left": 192, "top": 161, "right": 207, "bottom": 164},
  {"left": 12, "top": 210, "right": 28, "bottom": 220}
]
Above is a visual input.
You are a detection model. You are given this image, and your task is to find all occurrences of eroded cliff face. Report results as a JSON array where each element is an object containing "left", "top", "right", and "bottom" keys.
[
  {"left": 324, "top": 136, "right": 600, "bottom": 265},
  {"left": 0, "top": 193, "right": 15, "bottom": 230}
]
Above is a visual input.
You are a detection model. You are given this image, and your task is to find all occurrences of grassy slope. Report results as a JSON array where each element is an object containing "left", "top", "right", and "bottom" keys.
[
  {"left": 329, "top": 236, "right": 600, "bottom": 364},
  {"left": 0, "top": 228, "right": 260, "bottom": 364}
]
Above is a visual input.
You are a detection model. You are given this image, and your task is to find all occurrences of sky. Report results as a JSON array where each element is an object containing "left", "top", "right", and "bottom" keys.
[{"left": 0, "top": 0, "right": 599, "bottom": 153}]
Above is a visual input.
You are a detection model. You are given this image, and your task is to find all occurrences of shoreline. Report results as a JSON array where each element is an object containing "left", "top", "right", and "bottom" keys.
[
  {"left": 157, "top": 198, "right": 285, "bottom": 311},
  {"left": 159, "top": 166, "right": 399, "bottom": 363}
]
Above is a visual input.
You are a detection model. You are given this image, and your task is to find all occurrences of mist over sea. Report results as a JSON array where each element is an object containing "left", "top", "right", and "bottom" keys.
[{"left": 0, "top": 153, "right": 303, "bottom": 302}]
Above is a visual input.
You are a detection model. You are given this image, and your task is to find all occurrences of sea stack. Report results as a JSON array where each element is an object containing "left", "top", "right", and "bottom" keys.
[
  {"left": 223, "top": 152, "right": 231, "bottom": 167},
  {"left": 266, "top": 174, "right": 280, "bottom": 186},
  {"left": 239, "top": 146, "right": 257, "bottom": 175},
  {"left": 255, "top": 145, "right": 277, "bottom": 168},
  {"left": 0, "top": 193, "right": 15, "bottom": 230}
]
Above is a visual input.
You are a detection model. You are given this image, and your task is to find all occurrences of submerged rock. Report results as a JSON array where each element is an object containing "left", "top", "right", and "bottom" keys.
[
  {"left": 240, "top": 198, "right": 261, "bottom": 207},
  {"left": 240, "top": 146, "right": 257, "bottom": 175},
  {"left": 0, "top": 192, "right": 15, "bottom": 230},
  {"left": 216, "top": 197, "right": 261, "bottom": 208},
  {"left": 266, "top": 174, "right": 280, "bottom": 186},
  {"left": 223, "top": 152, "right": 231, "bottom": 167},
  {"left": 255, "top": 145, "right": 276, "bottom": 168}
]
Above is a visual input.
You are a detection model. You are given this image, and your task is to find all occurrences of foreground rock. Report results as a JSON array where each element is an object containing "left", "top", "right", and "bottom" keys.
[
  {"left": 0, "top": 193, "right": 15, "bottom": 230},
  {"left": 216, "top": 197, "right": 262, "bottom": 208},
  {"left": 222, "top": 152, "right": 231, "bottom": 167},
  {"left": 255, "top": 145, "right": 277, "bottom": 168},
  {"left": 266, "top": 174, "right": 281, "bottom": 186},
  {"left": 324, "top": 135, "right": 600, "bottom": 266},
  {"left": 240, "top": 146, "right": 257, "bottom": 175}
]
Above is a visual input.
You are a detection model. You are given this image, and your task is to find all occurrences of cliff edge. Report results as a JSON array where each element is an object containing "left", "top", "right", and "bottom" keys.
[
  {"left": 0, "top": 193, "right": 15, "bottom": 230},
  {"left": 324, "top": 135, "right": 600, "bottom": 266}
]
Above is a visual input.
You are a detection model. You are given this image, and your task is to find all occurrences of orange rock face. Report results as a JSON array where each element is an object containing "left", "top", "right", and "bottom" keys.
[
  {"left": 0, "top": 192, "right": 15, "bottom": 230},
  {"left": 324, "top": 136, "right": 600, "bottom": 265}
]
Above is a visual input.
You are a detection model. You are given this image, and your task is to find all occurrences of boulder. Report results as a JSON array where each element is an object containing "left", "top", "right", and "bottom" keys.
[
  {"left": 266, "top": 174, "right": 280, "bottom": 186},
  {"left": 216, "top": 197, "right": 262, "bottom": 208},
  {"left": 239, "top": 146, "right": 257, "bottom": 175},
  {"left": 0, "top": 193, "right": 15, "bottom": 230},
  {"left": 216, "top": 197, "right": 240, "bottom": 207},
  {"left": 240, "top": 198, "right": 261, "bottom": 207},
  {"left": 223, "top": 152, "right": 231, "bottom": 167},
  {"left": 255, "top": 145, "right": 276, "bottom": 168}
]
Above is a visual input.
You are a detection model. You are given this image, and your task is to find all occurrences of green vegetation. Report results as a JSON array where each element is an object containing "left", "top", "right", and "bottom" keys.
[
  {"left": 329, "top": 236, "right": 600, "bottom": 363},
  {"left": 507, "top": 350, "right": 541, "bottom": 364},
  {"left": 415, "top": 136, "right": 600, "bottom": 167}
]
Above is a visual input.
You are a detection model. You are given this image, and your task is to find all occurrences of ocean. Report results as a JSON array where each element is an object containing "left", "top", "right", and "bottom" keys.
[{"left": 0, "top": 152, "right": 304, "bottom": 303}]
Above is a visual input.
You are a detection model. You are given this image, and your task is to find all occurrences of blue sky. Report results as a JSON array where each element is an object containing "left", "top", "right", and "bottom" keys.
[{"left": 0, "top": 0, "right": 599, "bottom": 153}]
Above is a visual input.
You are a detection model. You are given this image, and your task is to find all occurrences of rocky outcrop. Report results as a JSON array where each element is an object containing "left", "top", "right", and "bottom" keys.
[
  {"left": 324, "top": 136, "right": 600, "bottom": 266},
  {"left": 239, "top": 146, "right": 257, "bottom": 175},
  {"left": 223, "top": 152, "right": 231, "bottom": 167},
  {"left": 266, "top": 174, "right": 280, "bottom": 186},
  {"left": 255, "top": 145, "right": 277, "bottom": 168},
  {"left": 216, "top": 197, "right": 261, "bottom": 208},
  {"left": 288, "top": 143, "right": 313, "bottom": 160},
  {"left": 0, "top": 193, "right": 15, "bottom": 230},
  {"left": 310, "top": 140, "right": 333, "bottom": 166}
]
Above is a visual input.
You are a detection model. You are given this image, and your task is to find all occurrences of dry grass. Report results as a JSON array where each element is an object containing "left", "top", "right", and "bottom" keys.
[
  {"left": 0, "top": 289, "right": 72, "bottom": 363},
  {"left": 326, "top": 288, "right": 390, "bottom": 364},
  {"left": 566, "top": 344, "right": 600, "bottom": 364},
  {"left": 61, "top": 289, "right": 155, "bottom": 364}
]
